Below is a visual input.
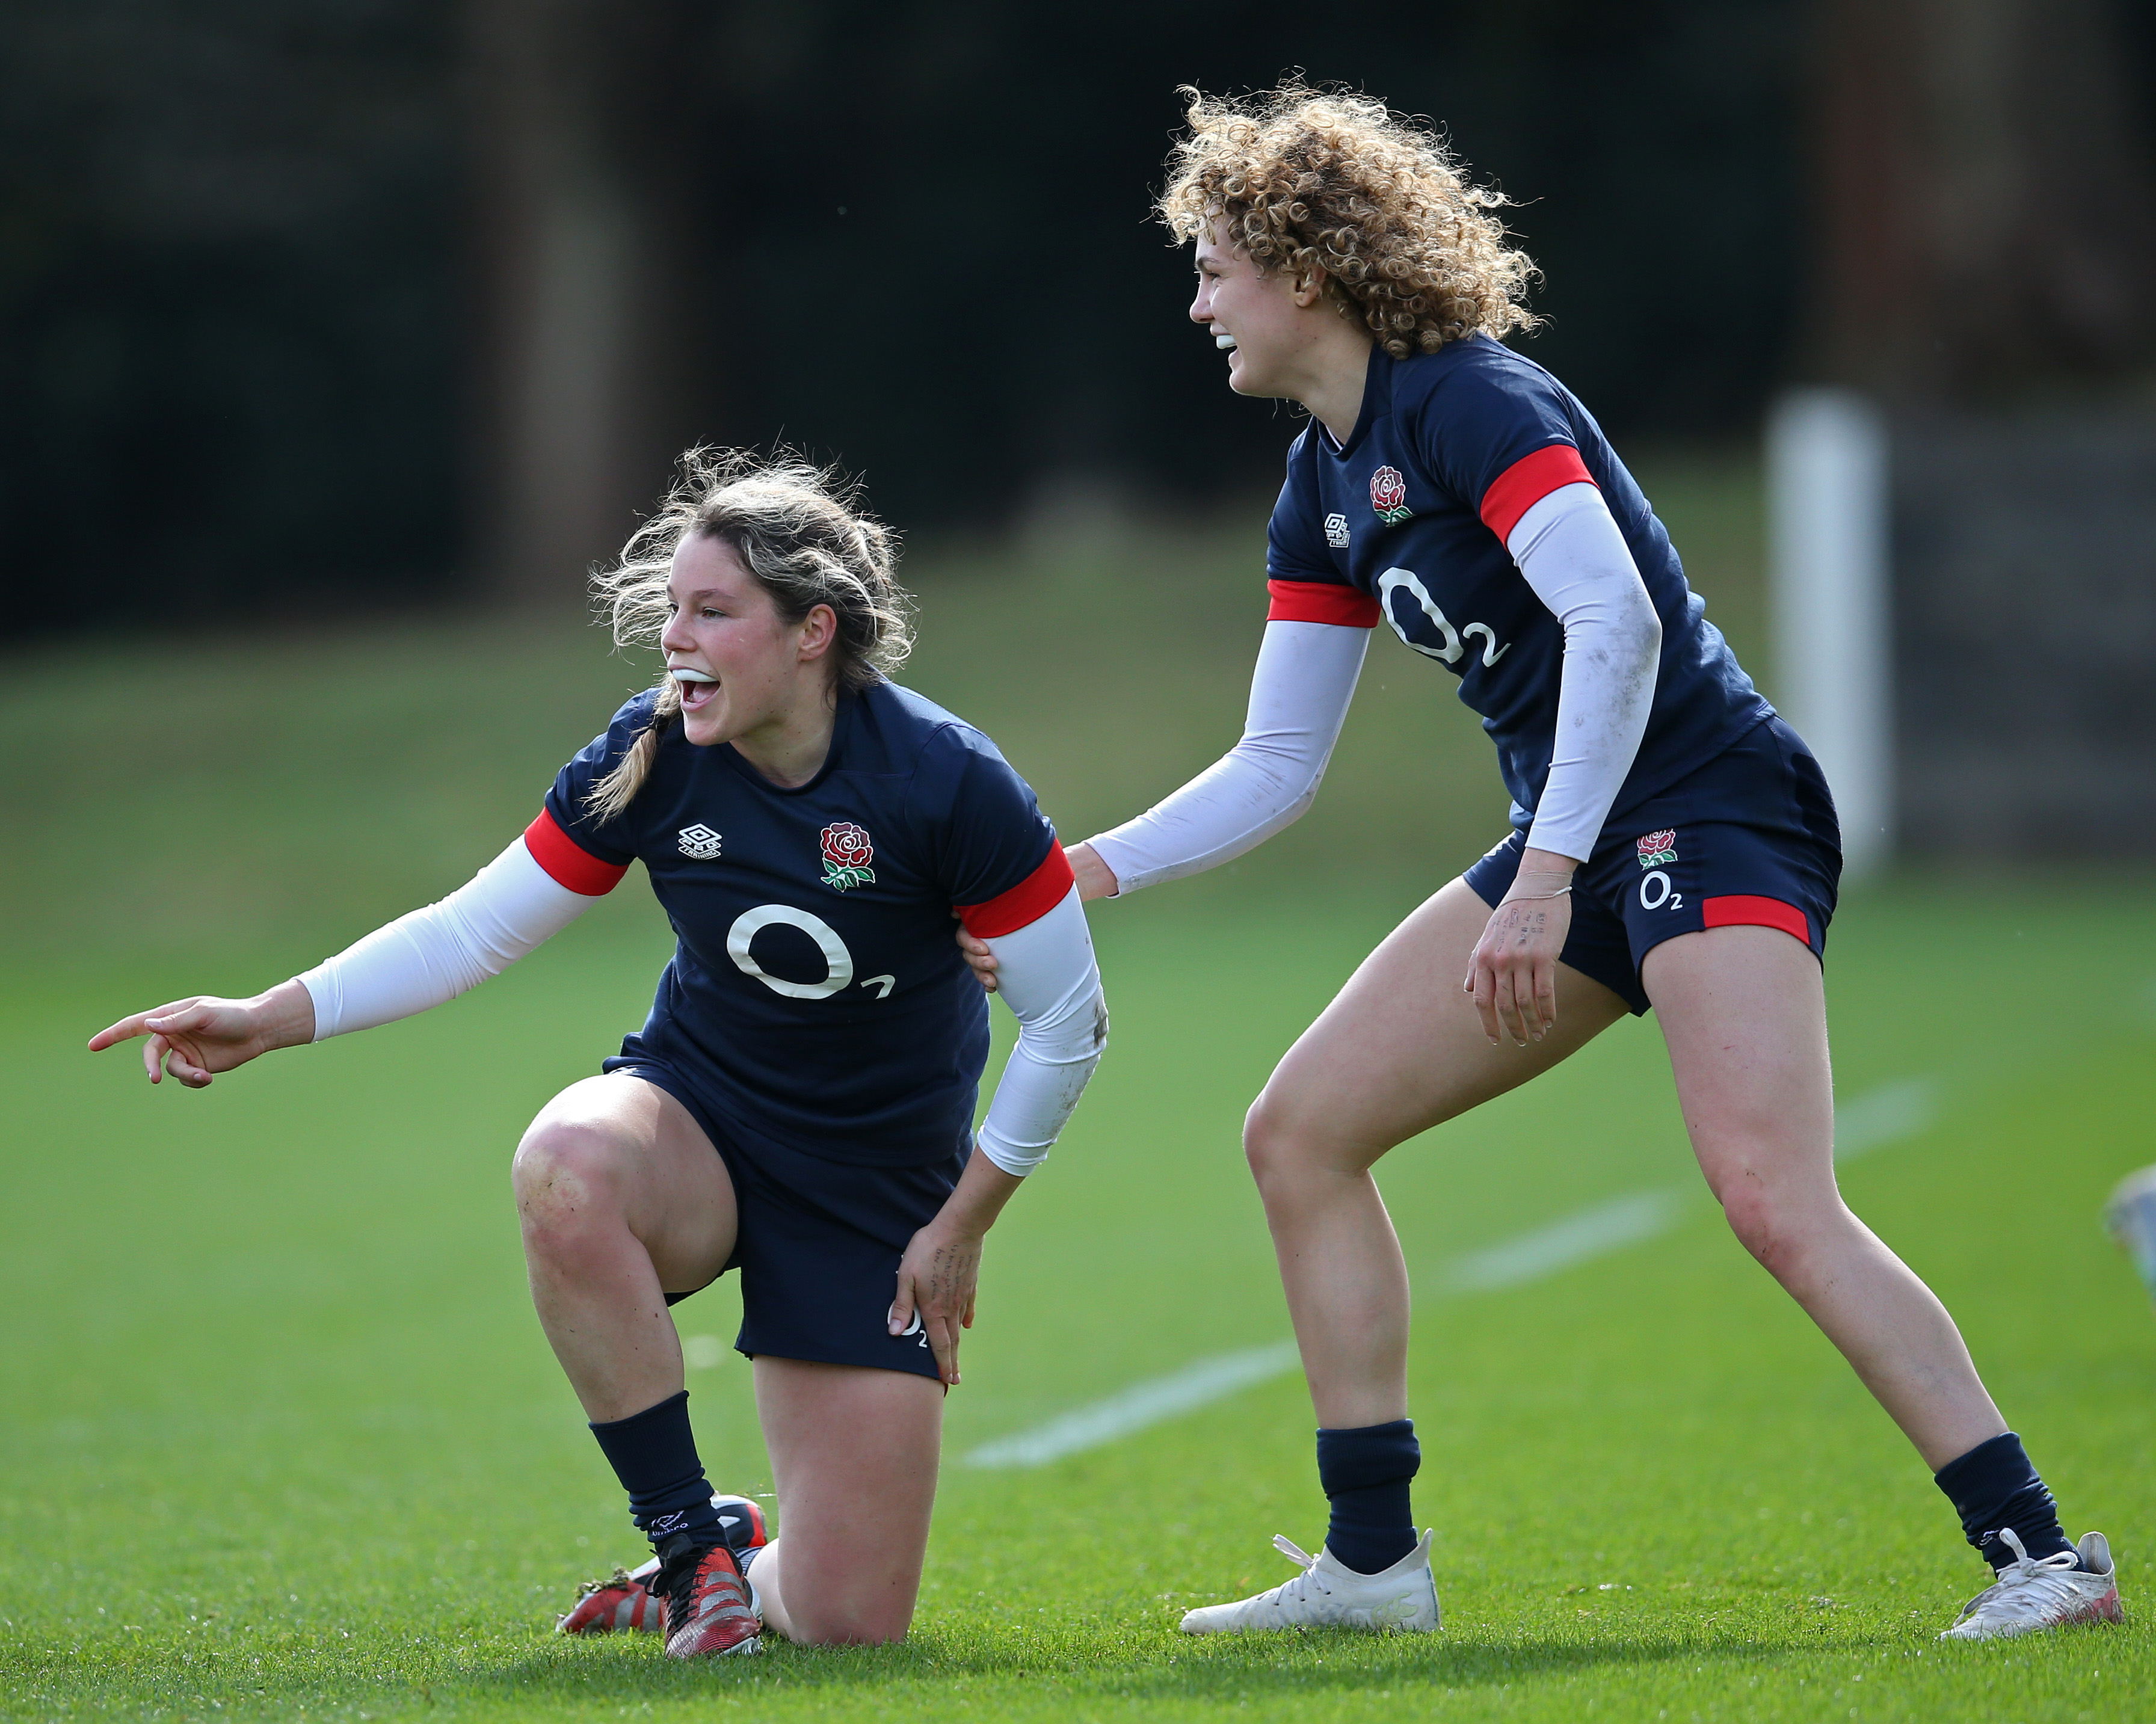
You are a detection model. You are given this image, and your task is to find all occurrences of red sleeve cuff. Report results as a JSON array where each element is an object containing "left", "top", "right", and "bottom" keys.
[
  {"left": 523, "top": 809, "right": 631, "bottom": 896},
  {"left": 1266, "top": 579, "right": 1381, "bottom": 627},
  {"left": 956, "top": 843, "right": 1076, "bottom": 939},
  {"left": 1479, "top": 443, "right": 1597, "bottom": 543}
]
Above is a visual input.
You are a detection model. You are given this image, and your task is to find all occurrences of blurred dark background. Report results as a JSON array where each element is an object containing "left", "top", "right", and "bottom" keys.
[{"left": 2, "top": 0, "right": 2153, "bottom": 632}]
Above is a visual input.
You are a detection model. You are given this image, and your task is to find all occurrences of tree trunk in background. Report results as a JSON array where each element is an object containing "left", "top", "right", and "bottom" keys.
[
  {"left": 1812, "top": 0, "right": 2156, "bottom": 404},
  {"left": 463, "top": 0, "right": 716, "bottom": 605}
]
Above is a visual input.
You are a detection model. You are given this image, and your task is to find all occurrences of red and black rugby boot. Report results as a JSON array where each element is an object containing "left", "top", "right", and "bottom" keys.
[
  {"left": 557, "top": 1557, "right": 665, "bottom": 1635},
  {"left": 656, "top": 1533, "right": 760, "bottom": 1658},
  {"left": 710, "top": 1492, "right": 771, "bottom": 1562},
  {"left": 555, "top": 1493, "right": 769, "bottom": 1636}
]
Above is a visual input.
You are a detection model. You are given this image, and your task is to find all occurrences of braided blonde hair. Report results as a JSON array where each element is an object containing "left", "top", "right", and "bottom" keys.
[
  {"left": 585, "top": 448, "right": 914, "bottom": 821},
  {"left": 1157, "top": 82, "right": 1540, "bottom": 357}
]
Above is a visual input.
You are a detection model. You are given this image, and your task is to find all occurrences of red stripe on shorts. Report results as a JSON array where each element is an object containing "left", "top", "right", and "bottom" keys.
[
  {"left": 1266, "top": 579, "right": 1381, "bottom": 628},
  {"left": 523, "top": 809, "right": 631, "bottom": 896},
  {"left": 1702, "top": 894, "right": 1811, "bottom": 946},
  {"left": 956, "top": 845, "right": 1077, "bottom": 939},
  {"left": 1479, "top": 443, "right": 1597, "bottom": 542}
]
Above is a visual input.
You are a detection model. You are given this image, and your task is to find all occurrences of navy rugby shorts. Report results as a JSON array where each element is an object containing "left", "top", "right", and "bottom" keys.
[
  {"left": 599, "top": 1050, "right": 961, "bottom": 1382},
  {"left": 1464, "top": 715, "right": 1841, "bottom": 1017}
]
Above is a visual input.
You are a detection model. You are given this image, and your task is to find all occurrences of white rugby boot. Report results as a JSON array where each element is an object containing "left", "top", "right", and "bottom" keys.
[
  {"left": 1178, "top": 1531, "right": 1439, "bottom": 1634},
  {"left": 1936, "top": 1528, "right": 2124, "bottom": 1640}
]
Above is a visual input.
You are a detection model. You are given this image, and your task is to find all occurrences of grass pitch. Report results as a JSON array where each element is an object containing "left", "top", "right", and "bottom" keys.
[{"left": 5, "top": 476, "right": 2155, "bottom": 1720}]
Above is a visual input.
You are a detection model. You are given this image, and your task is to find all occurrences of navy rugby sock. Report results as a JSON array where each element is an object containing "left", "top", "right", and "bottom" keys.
[
  {"left": 1316, "top": 1420, "right": 1420, "bottom": 1576},
  {"left": 588, "top": 1390, "right": 725, "bottom": 1553},
  {"left": 1933, "top": 1432, "right": 2074, "bottom": 1570}
]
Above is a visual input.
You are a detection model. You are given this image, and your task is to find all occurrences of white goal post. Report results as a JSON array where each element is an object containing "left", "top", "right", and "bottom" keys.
[{"left": 1766, "top": 389, "right": 1893, "bottom": 881}]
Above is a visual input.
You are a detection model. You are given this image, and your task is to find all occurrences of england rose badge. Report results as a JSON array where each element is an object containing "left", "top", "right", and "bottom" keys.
[
  {"left": 819, "top": 821, "right": 876, "bottom": 891},
  {"left": 1370, "top": 464, "right": 1412, "bottom": 525},
  {"left": 1636, "top": 829, "right": 1678, "bottom": 869}
]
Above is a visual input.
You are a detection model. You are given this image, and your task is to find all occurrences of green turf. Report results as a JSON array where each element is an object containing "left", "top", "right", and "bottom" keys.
[{"left": 6, "top": 464, "right": 2155, "bottom": 1719}]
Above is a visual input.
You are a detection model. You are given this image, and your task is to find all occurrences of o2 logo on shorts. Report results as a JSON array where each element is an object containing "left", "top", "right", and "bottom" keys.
[
  {"left": 1376, "top": 568, "right": 1510, "bottom": 670},
  {"left": 726, "top": 905, "right": 896, "bottom": 1000},
  {"left": 1636, "top": 829, "right": 1683, "bottom": 911}
]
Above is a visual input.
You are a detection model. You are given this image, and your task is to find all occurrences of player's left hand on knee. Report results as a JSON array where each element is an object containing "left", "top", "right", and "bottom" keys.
[{"left": 890, "top": 1222, "right": 982, "bottom": 1387}]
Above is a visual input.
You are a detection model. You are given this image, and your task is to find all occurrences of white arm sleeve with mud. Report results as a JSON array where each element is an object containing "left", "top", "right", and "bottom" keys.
[
  {"left": 296, "top": 838, "right": 594, "bottom": 1039},
  {"left": 1508, "top": 483, "right": 1665, "bottom": 866},
  {"left": 1084, "top": 620, "right": 1367, "bottom": 895},
  {"left": 973, "top": 887, "right": 1107, "bottom": 1176}
]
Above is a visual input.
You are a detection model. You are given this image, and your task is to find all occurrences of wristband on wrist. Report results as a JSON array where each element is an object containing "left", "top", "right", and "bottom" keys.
[{"left": 1502, "top": 870, "right": 1576, "bottom": 902}]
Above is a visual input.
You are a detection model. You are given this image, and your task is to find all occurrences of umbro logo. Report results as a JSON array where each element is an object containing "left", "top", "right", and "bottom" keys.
[
  {"left": 1324, "top": 512, "right": 1351, "bottom": 549},
  {"left": 677, "top": 824, "right": 723, "bottom": 861}
]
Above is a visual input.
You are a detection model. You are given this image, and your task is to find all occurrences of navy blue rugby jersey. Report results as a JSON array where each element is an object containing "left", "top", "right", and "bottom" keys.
[
  {"left": 1267, "top": 335, "right": 1772, "bottom": 837},
  {"left": 526, "top": 682, "right": 1073, "bottom": 1168}
]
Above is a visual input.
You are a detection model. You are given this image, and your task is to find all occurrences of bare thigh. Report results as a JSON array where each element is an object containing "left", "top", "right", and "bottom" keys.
[
  {"left": 1254, "top": 876, "right": 1634, "bottom": 1166},
  {"left": 747, "top": 1358, "right": 943, "bottom": 1645}
]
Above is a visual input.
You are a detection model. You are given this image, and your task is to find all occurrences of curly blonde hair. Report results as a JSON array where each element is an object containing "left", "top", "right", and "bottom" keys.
[
  {"left": 585, "top": 448, "right": 914, "bottom": 819},
  {"left": 1157, "top": 82, "right": 1540, "bottom": 358}
]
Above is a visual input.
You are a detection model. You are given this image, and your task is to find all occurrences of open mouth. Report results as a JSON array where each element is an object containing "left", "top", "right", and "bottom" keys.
[
  {"left": 1214, "top": 331, "right": 1237, "bottom": 351},
  {"left": 673, "top": 668, "right": 718, "bottom": 712}
]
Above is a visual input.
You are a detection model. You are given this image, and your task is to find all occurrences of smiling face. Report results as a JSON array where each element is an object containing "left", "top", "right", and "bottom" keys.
[
  {"left": 661, "top": 532, "right": 837, "bottom": 750},
  {"left": 1188, "top": 220, "right": 1331, "bottom": 399}
]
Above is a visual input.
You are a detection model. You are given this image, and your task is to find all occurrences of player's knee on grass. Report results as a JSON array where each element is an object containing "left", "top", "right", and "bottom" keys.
[{"left": 787, "top": 1604, "right": 911, "bottom": 1647}]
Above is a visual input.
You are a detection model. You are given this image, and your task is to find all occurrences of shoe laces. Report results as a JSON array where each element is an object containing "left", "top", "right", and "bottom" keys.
[
  {"left": 653, "top": 1533, "right": 723, "bottom": 1624},
  {"left": 1958, "top": 1527, "right": 2085, "bottom": 1624},
  {"left": 1269, "top": 1535, "right": 1332, "bottom": 1604}
]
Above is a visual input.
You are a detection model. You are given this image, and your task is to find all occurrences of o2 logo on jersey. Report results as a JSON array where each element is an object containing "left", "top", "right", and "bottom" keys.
[
  {"left": 1376, "top": 568, "right": 1511, "bottom": 670},
  {"left": 819, "top": 822, "right": 876, "bottom": 891},
  {"left": 727, "top": 904, "right": 896, "bottom": 1000},
  {"left": 1369, "top": 465, "right": 1412, "bottom": 525}
]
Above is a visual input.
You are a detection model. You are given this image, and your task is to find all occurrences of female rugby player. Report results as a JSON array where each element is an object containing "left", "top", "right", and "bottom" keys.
[
  {"left": 966, "top": 86, "right": 2116, "bottom": 1642},
  {"left": 92, "top": 452, "right": 1108, "bottom": 1658}
]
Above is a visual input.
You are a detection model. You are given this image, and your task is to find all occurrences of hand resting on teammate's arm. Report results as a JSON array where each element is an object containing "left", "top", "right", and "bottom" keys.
[{"left": 955, "top": 841, "right": 1117, "bottom": 993}]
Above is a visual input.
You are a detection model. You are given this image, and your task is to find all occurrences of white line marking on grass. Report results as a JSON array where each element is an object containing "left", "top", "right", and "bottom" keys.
[
  {"left": 1442, "top": 1189, "right": 1687, "bottom": 1292},
  {"left": 1833, "top": 1078, "right": 1938, "bottom": 1162},
  {"left": 964, "top": 1341, "right": 1301, "bottom": 1469},
  {"left": 967, "top": 1075, "right": 1939, "bottom": 1468}
]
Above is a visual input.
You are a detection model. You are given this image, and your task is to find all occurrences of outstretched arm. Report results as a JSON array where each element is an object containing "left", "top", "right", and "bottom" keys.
[
  {"left": 890, "top": 885, "right": 1107, "bottom": 1383},
  {"left": 88, "top": 830, "right": 602, "bottom": 1086},
  {"left": 1083, "top": 618, "right": 1369, "bottom": 896},
  {"left": 957, "top": 618, "right": 1365, "bottom": 990}
]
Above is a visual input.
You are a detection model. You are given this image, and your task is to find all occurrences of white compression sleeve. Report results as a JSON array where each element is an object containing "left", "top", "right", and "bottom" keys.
[
  {"left": 1508, "top": 484, "right": 1664, "bottom": 864},
  {"left": 1085, "top": 619, "right": 1367, "bottom": 894},
  {"left": 973, "top": 887, "right": 1107, "bottom": 1176},
  {"left": 297, "top": 837, "right": 596, "bottom": 1039}
]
